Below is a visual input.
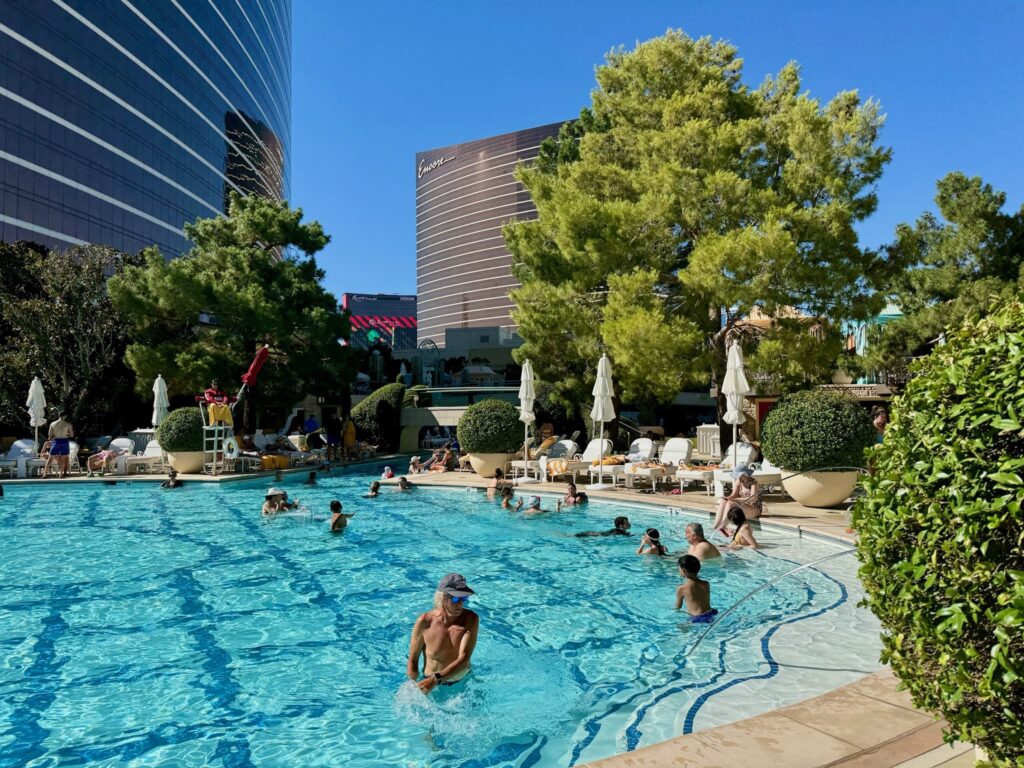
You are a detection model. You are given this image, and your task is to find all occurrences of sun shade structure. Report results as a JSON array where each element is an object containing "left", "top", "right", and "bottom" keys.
[
  {"left": 517, "top": 360, "right": 539, "bottom": 484},
  {"left": 587, "top": 354, "right": 616, "bottom": 490},
  {"left": 721, "top": 340, "right": 753, "bottom": 468},
  {"left": 26, "top": 377, "right": 47, "bottom": 449},
  {"left": 152, "top": 374, "right": 170, "bottom": 427}
]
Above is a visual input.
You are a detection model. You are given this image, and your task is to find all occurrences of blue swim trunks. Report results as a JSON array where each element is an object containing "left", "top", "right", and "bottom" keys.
[
  {"left": 49, "top": 438, "right": 70, "bottom": 456},
  {"left": 691, "top": 608, "right": 718, "bottom": 624}
]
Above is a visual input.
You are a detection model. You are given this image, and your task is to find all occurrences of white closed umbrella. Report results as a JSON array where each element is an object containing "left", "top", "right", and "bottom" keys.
[
  {"left": 518, "top": 359, "right": 536, "bottom": 467},
  {"left": 152, "top": 374, "right": 170, "bottom": 427},
  {"left": 26, "top": 377, "right": 47, "bottom": 449},
  {"left": 587, "top": 354, "right": 616, "bottom": 489},
  {"left": 721, "top": 340, "right": 753, "bottom": 468}
]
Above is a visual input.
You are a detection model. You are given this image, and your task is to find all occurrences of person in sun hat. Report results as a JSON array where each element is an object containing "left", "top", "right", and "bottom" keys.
[
  {"left": 407, "top": 573, "right": 479, "bottom": 693},
  {"left": 261, "top": 487, "right": 297, "bottom": 516}
]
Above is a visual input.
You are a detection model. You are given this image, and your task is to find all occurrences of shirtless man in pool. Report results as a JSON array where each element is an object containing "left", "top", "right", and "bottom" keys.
[{"left": 407, "top": 573, "right": 480, "bottom": 693}]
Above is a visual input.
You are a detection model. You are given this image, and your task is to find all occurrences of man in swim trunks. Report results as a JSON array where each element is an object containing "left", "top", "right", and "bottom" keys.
[
  {"left": 407, "top": 573, "right": 479, "bottom": 693},
  {"left": 685, "top": 522, "right": 720, "bottom": 561},
  {"left": 46, "top": 413, "right": 74, "bottom": 478},
  {"left": 675, "top": 555, "right": 718, "bottom": 623}
]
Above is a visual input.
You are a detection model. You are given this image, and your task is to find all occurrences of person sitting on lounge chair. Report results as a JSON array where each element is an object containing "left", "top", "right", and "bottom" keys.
[{"left": 87, "top": 445, "right": 128, "bottom": 476}]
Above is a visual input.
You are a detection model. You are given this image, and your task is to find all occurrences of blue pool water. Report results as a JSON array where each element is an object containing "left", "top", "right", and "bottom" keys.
[{"left": 0, "top": 469, "right": 881, "bottom": 767}]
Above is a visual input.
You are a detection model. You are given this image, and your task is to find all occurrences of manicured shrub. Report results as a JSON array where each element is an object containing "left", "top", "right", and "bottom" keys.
[
  {"left": 852, "top": 297, "right": 1024, "bottom": 765},
  {"left": 351, "top": 382, "right": 405, "bottom": 450},
  {"left": 156, "top": 407, "right": 204, "bottom": 452},
  {"left": 457, "top": 399, "right": 522, "bottom": 454},
  {"left": 760, "top": 388, "right": 875, "bottom": 472},
  {"left": 402, "top": 384, "right": 431, "bottom": 409}
]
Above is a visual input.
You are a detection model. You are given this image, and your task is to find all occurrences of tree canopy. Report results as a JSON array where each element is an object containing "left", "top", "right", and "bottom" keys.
[
  {"left": 858, "top": 172, "right": 1024, "bottom": 379},
  {"left": 109, "top": 193, "right": 351, "bottom": 428},
  {"left": 0, "top": 243, "right": 141, "bottom": 434},
  {"left": 505, "top": 30, "right": 898, "bottom": 412}
]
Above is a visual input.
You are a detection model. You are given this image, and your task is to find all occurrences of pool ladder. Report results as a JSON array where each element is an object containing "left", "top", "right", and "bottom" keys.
[{"left": 684, "top": 547, "right": 858, "bottom": 657}]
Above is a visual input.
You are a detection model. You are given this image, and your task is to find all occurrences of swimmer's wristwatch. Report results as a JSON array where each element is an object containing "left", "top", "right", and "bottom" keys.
[{"left": 433, "top": 672, "right": 444, "bottom": 683}]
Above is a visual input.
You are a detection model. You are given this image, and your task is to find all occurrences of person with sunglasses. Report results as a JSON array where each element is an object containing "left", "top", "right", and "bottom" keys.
[{"left": 407, "top": 573, "right": 480, "bottom": 694}]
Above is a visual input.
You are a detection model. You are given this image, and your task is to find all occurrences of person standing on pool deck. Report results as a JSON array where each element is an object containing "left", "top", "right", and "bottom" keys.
[
  {"left": 46, "top": 412, "right": 74, "bottom": 478},
  {"left": 685, "top": 523, "right": 720, "bottom": 561},
  {"left": 407, "top": 573, "right": 480, "bottom": 693},
  {"left": 675, "top": 555, "right": 718, "bottom": 623}
]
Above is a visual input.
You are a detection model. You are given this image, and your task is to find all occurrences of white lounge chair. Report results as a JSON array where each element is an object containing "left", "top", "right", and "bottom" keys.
[
  {"left": 589, "top": 438, "right": 656, "bottom": 487},
  {"left": 107, "top": 437, "right": 136, "bottom": 475},
  {"left": 542, "top": 439, "right": 610, "bottom": 483},
  {"left": 124, "top": 440, "right": 166, "bottom": 474},
  {"left": 678, "top": 441, "right": 757, "bottom": 496},
  {"left": 0, "top": 439, "right": 38, "bottom": 478},
  {"left": 509, "top": 437, "right": 569, "bottom": 481},
  {"left": 626, "top": 437, "right": 693, "bottom": 490},
  {"left": 715, "top": 455, "right": 783, "bottom": 498}
]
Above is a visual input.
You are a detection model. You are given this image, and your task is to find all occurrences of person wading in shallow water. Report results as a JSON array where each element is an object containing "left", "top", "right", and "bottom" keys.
[{"left": 407, "top": 573, "right": 479, "bottom": 693}]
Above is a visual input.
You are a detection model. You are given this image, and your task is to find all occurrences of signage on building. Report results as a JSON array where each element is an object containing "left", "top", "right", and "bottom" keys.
[{"left": 417, "top": 155, "right": 455, "bottom": 179}]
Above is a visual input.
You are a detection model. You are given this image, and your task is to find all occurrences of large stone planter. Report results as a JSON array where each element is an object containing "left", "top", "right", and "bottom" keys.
[
  {"left": 166, "top": 451, "right": 204, "bottom": 474},
  {"left": 782, "top": 470, "right": 860, "bottom": 508},
  {"left": 467, "top": 453, "right": 516, "bottom": 478}
]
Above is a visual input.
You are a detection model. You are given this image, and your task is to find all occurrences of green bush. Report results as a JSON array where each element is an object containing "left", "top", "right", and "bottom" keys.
[
  {"left": 852, "top": 297, "right": 1024, "bottom": 765},
  {"left": 457, "top": 399, "right": 523, "bottom": 454},
  {"left": 351, "top": 382, "right": 405, "bottom": 450},
  {"left": 402, "top": 384, "right": 431, "bottom": 409},
  {"left": 155, "top": 407, "right": 204, "bottom": 452},
  {"left": 760, "top": 388, "right": 875, "bottom": 472}
]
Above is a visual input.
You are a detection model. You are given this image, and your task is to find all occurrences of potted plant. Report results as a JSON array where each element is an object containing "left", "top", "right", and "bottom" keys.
[
  {"left": 761, "top": 388, "right": 875, "bottom": 507},
  {"left": 457, "top": 399, "right": 522, "bottom": 477},
  {"left": 156, "top": 407, "right": 205, "bottom": 473}
]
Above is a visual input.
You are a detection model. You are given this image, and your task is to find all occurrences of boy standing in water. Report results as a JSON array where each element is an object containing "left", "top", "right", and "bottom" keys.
[{"left": 675, "top": 555, "right": 718, "bottom": 624}]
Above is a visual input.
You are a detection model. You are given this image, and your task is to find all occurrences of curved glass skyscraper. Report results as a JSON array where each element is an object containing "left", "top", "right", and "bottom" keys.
[{"left": 0, "top": 0, "right": 290, "bottom": 256}]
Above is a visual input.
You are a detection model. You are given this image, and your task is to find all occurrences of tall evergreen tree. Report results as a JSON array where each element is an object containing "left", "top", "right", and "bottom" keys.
[
  {"left": 505, "top": 30, "right": 898, "bottom": 417},
  {"left": 109, "top": 193, "right": 351, "bottom": 430}
]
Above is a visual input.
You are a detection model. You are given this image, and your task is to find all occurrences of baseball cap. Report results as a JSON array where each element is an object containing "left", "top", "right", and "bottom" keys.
[
  {"left": 438, "top": 573, "right": 475, "bottom": 598},
  {"left": 266, "top": 487, "right": 285, "bottom": 499}
]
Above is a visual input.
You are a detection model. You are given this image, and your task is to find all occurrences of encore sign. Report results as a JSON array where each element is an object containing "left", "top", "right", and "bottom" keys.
[{"left": 417, "top": 155, "right": 455, "bottom": 179}]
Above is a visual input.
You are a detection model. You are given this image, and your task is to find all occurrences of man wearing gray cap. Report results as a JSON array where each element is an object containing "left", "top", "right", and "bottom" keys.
[{"left": 407, "top": 573, "right": 479, "bottom": 693}]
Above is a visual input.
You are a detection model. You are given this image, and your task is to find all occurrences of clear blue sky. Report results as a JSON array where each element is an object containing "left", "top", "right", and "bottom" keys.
[{"left": 292, "top": 1, "right": 1024, "bottom": 299}]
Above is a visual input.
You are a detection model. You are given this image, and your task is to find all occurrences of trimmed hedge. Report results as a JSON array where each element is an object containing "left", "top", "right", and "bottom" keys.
[
  {"left": 457, "top": 399, "right": 522, "bottom": 454},
  {"left": 156, "top": 407, "right": 204, "bottom": 452},
  {"left": 852, "top": 297, "right": 1024, "bottom": 765},
  {"left": 760, "top": 388, "right": 874, "bottom": 472},
  {"left": 402, "top": 384, "right": 432, "bottom": 409},
  {"left": 351, "top": 382, "right": 405, "bottom": 450}
]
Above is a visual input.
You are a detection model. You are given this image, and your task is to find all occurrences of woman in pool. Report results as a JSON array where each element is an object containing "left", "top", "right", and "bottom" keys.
[
  {"left": 396, "top": 476, "right": 413, "bottom": 491},
  {"left": 500, "top": 486, "right": 523, "bottom": 511},
  {"left": 365, "top": 480, "right": 381, "bottom": 497},
  {"left": 486, "top": 468, "right": 507, "bottom": 499},
  {"left": 712, "top": 468, "right": 762, "bottom": 538},
  {"left": 562, "top": 483, "right": 588, "bottom": 506},
  {"left": 724, "top": 508, "right": 759, "bottom": 549},
  {"left": 637, "top": 528, "right": 669, "bottom": 556},
  {"left": 262, "top": 487, "right": 298, "bottom": 516}
]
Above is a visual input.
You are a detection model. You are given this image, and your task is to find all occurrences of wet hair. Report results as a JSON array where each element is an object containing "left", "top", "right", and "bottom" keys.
[
  {"left": 645, "top": 528, "right": 661, "bottom": 540},
  {"left": 686, "top": 522, "right": 705, "bottom": 538},
  {"left": 494, "top": 468, "right": 503, "bottom": 479},
  {"left": 727, "top": 507, "right": 747, "bottom": 527},
  {"left": 370, "top": 481, "right": 380, "bottom": 491},
  {"left": 500, "top": 486, "right": 514, "bottom": 499},
  {"left": 308, "top": 471, "right": 316, "bottom": 479},
  {"left": 330, "top": 500, "right": 342, "bottom": 513},
  {"left": 168, "top": 469, "right": 178, "bottom": 477},
  {"left": 567, "top": 483, "right": 577, "bottom": 491},
  {"left": 398, "top": 476, "right": 410, "bottom": 488},
  {"left": 614, "top": 516, "right": 629, "bottom": 529},
  {"left": 678, "top": 554, "right": 701, "bottom": 574}
]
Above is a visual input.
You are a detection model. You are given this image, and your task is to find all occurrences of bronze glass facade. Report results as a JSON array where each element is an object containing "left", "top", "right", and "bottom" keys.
[
  {"left": 0, "top": 0, "right": 290, "bottom": 256},
  {"left": 415, "top": 121, "right": 566, "bottom": 348}
]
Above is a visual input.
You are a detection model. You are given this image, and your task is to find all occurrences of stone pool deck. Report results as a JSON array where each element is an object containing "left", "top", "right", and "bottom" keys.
[
  {"left": 4, "top": 461, "right": 973, "bottom": 767},
  {"left": 381, "top": 471, "right": 974, "bottom": 768}
]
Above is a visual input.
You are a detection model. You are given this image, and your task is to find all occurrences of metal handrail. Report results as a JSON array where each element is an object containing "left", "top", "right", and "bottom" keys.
[{"left": 684, "top": 547, "right": 857, "bottom": 657}]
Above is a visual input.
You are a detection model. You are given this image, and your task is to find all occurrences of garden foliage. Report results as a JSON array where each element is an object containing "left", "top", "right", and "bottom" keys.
[
  {"left": 852, "top": 297, "right": 1024, "bottom": 765},
  {"left": 155, "top": 408, "right": 204, "bottom": 452},
  {"left": 402, "top": 385, "right": 432, "bottom": 409},
  {"left": 457, "top": 399, "right": 523, "bottom": 454},
  {"left": 760, "top": 388, "right": 875, "bottom": 472},
  {"left": 351, "top": 383, "right": 405, "bottom": 450}
]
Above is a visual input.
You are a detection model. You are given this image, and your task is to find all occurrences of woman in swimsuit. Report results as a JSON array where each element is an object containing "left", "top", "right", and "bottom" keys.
[
  {"left": 724, "top": 508, "right": 759, "bottom": 549},
  {"left": 712, "top": 469, "right": 762, "bottom": 537},
  {"left": 637, "top": 527, "right": 669, "bottom": 556}
]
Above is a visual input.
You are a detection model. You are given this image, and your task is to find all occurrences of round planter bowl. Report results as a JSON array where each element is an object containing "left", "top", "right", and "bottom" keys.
[
  {"left": 165, "top": 451, "right": 204, "bottom": 474},
  {"left": 467, "top": 453, "right": 516, "bottom": 478},
  {"left": 782, "top": 470, "right": 860, "bottom": 508}
]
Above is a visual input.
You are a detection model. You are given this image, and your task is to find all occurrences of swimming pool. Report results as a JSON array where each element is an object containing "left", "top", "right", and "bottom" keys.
[{"left": 0, "top": 470, "right": 881, "bottom": 767}]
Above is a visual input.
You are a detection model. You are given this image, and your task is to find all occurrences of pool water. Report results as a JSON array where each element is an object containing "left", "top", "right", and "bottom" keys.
[{"left": 0, "top": 470, "right": 881, "bottom": 767}]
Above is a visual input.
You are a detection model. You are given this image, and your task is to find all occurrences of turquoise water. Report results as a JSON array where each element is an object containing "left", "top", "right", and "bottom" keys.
[{"left": 0, "top": 469, "right": 880, "bottom": 767}]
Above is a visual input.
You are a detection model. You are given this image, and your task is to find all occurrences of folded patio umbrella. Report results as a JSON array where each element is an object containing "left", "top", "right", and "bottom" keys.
[
  {"left": 234, "top": 345, "right": 271, "bottom": 411},
  {"left": 588, "top": 355, "right": 616, "bottom": 489},
  {"left": 721, "top": 341, "right": 753, "bottom": 468},
  {"left": 518, "top": 359, "right": 536, "bottom": 464},
  {"left": 152, "top": 374, "right": 170, "bottom": 427},
  {"left": 26, "top": 377, "right": 47, "bottom": 449}
]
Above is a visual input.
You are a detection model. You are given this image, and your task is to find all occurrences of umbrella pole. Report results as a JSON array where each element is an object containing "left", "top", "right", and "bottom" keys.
[{"left": 733, "top": 423, "right": 738, "bottom": 468}]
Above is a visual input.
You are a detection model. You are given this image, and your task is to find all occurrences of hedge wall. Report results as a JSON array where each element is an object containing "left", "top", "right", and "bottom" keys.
[{"left": 351, "top": 382, "right": 406, "bottom": 450}]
